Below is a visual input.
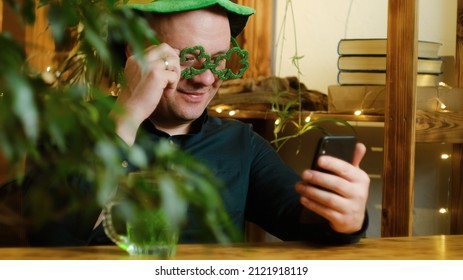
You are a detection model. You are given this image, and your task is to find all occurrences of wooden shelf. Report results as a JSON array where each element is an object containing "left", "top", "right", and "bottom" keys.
[
  {"left": 416, "top": 110, "right": 463, "bottom": 143},
  {"left": 210, "top": 109, "right": 463, "bottom": 144},
  {"left": 209, "top": 109, "right": 384, "bottom": 122}
]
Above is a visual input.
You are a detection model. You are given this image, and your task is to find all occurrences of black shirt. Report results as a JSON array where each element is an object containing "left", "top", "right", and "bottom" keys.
[
  {"left": 100, "top": 111, "right": 367, "bottom": 244},
  {"left": 22, "top": 110, "right": 367, "bottom": 246}
]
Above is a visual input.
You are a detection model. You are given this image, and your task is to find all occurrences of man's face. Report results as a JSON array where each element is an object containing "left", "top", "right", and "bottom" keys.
[{"left": 150, "top": 8, "right": 231, "bottom": 125}]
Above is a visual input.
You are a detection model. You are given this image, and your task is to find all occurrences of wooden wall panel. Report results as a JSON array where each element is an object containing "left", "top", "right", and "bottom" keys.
[
  {"left": 0, "top": 155, "right": 10, "bottom": 185},
  {"left": 0, "top": 0, "right": 3, "bottom": 31},
  {"left": 2, "top": 1, "right": 25, "bottom": 45},
  {"left": 0, "top": 2, "right": 53, "bottom": 185},
  {"left": 230, "top": 0, "right": 272, "bottom": 79},
  {"left": 0, "top": 2, "right": 25, "bottom": 185},
  {"left": 450, "top": 0, "right": 463, "bottom": 234},
  {"left": 457, "top": 0, "right": 463, "bottom": 85},
  {"left": 238, "top": 0, "right": 272, "bottom": 78},
  {"left": 25, "top": 4, "right": 55, "bottom": 72},
  {"left": 0, "top": 1, "right": 3, "bottom": 184}
]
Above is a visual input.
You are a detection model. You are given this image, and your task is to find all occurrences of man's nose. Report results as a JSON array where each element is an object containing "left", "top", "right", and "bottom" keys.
[{"left": 189, "top": 68, "right": 216, "bottom": 86}]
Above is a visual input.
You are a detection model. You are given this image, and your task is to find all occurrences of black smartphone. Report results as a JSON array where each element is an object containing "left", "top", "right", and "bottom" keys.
[{"left": 311, "top": 135, "right": 357, "bottom": 173}]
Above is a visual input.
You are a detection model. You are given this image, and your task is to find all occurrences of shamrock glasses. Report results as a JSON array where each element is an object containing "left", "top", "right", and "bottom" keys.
[{"left": 179, "top": 38, "right": 249, "bottom": 80}]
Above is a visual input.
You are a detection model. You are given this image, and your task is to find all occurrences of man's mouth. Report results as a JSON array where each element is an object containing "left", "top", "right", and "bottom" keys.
[{"left": 179, "top": 90, "right": 206, "bottom": 102}]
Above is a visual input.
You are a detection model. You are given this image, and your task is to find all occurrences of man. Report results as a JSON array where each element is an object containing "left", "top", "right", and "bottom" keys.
[{"left": 100, "top": 0, "right": 370, "bottom": 244}]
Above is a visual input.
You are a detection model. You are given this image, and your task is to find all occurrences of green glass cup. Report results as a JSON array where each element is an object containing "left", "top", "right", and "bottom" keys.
[{"left": 102, "top": 172, "right": 179, "bottom": 258}]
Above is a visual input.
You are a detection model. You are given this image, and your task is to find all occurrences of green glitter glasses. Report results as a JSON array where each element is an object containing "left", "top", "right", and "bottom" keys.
[{"left": 179, "top": 37, "right": 249, "bottom": 80}]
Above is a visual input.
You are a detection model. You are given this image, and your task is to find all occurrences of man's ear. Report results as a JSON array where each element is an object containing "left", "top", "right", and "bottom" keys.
[{"left": 125, "top": 45, "right": 133, "bottom": 58}]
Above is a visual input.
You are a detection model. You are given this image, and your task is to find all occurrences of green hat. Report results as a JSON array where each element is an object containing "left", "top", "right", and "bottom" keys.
[{"left": 125, "top": 0, "right": 256, "bottom": 37}]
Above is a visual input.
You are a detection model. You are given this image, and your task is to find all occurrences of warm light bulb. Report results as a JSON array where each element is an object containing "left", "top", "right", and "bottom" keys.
[
  {"left": 215, "top": 107, "right": 223, "bottom": 113},
  {"left": 438, "top": 82, "right": 452, "bottom": 89},
  {"left": 46, "top": 66, "right": 52, "bottom": 72},
  {"left": 441, "top": 154, "right": 450, "bottom": 160},
  {"left": 354, "top": 110, "right": 362, "bottom": 116},
  {"left": 275, "top": 118, "right": 281, "bottom": 125},
  {"left": 305, "top": 116, "right": 311, "bottom": 123},
  {"left": 229, "top": 110, "right": 236, "bottom": 116},
  {"left": 436, "top": 97, "right": 447, "bottom": 110},
  {"left": 438, "top": 208, "right": 447, "bottom": 214}
]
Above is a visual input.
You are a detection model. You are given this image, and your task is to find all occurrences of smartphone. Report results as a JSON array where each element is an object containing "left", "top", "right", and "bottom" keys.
[{"left": 311, "top": 135, "right": 357, "bottom": 173}]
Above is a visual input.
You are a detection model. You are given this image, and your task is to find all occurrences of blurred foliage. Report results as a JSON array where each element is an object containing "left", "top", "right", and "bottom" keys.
[{"left": 0, "top": 0, "right": 238, "bottom": 245}]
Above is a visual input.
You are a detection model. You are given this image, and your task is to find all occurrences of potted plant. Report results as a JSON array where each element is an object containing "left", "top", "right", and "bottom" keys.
[
  {"left": 0, "top": 0, "right": 237, "bottom": 249},
  {"left": 271, "top": 0, "right": 353, "bottom": 152}
]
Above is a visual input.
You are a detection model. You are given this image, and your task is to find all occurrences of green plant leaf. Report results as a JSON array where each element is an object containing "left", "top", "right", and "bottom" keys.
[
  {"left": 158, "top": 174, "right": 188, "bottom": 230},
  {"left": 8, "top": 74, "right": 39, "bottom": 142},
  {"left": 0, "top": 0, "right": 239, "bottom": 246}
]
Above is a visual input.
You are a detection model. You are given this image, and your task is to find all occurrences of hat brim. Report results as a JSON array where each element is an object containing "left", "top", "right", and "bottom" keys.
[{"left": 125, "top": 0, "right": 255, "bottom": 37}]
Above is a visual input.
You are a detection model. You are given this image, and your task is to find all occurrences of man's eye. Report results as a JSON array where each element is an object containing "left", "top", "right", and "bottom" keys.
[
  {"left": 211, "top": 57, "right": 227, "bottom": 69},
  {"left": 181, "top": 55, "right": 198, "bottom": 67},
  {"left": 184, "top": 55, "right": 196, "bottom": 62}
]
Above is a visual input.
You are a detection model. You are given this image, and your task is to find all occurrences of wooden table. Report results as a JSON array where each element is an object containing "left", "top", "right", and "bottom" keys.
[{"left": 0, "top": 235, "right": 462, "bottom": 260}]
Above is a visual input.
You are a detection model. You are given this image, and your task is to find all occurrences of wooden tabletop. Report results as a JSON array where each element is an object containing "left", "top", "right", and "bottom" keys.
[{"left": 1, "top": 234, "right": 462, "bottom": 260}]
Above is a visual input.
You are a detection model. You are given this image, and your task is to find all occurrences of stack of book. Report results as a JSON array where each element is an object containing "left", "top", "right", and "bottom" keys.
[{"left": 336, "top": 38, "right": 443, "bottom": 87}]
